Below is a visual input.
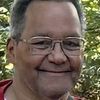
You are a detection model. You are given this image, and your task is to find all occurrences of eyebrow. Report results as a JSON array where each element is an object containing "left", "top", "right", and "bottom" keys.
[
  {"left": 30, "top": 32, "right": 82, "bottom": 38},
  {"left": 63, "top": 32, "right": 82, "bottom": 38},
  {"left": 31, "top": 32, "right": 53, "bottom": 37}
]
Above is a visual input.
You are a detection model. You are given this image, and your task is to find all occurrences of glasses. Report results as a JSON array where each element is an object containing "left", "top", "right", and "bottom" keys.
[{"left": 19, "top": 36, "right": 85, "bottom": 56}]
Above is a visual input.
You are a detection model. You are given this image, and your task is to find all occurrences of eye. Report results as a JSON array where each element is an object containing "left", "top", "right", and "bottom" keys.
[
  {"left": 30, "top": 38, "right": 52, "bottom": 49},
  {"left": 63, "top": 38, "right": 81, "bottom": 50}
]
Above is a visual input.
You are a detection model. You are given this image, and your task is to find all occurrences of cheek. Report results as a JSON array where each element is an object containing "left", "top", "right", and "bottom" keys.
[
  {"left": 69, "top": 55, "right": 83, "bottom": 71},
  {"left": 26, "top": 55, "right": 46, "bottom": 68},
  {"left": 68, "top": 55, "right": 83, "bottom": 84},
  {"left": 16, "top": 54, "right": 45, "bottom": 70},
  {"left": 14, "top": 53, "right": 46, "bottom": 85},
  {"left": 15, "top": 45, "right": 46, "bottom": 71}
]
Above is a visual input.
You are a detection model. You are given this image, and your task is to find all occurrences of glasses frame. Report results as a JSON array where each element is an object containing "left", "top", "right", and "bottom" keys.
[{"left": 18, "top": 36, "right": 85, "bottom": 56}]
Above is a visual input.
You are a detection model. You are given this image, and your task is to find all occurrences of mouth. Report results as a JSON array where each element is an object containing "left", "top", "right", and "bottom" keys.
[{"left": 36, "top": 69, "right": 72, "bottom": 74}]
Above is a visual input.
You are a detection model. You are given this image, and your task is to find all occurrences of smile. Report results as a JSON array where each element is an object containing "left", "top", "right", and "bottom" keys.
[{"left": 36, "top": 69, "right": 72, "bottom": 74}]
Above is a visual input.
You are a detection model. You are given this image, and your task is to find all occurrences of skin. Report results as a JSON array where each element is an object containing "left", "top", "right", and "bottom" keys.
[{"left": 6, "top": 1, "right": 83, "bottom": 100}]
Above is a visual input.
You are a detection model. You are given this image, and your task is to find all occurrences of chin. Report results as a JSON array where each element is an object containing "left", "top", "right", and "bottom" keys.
[
  {"left": 37, "top": 72, "right": 76, "bottom": 99},
  {"left": 38, "top": 82, "right": 73, "bottom": 100},
  {"left": 45, "top": 88, "right": 68, "bottom": 99}
]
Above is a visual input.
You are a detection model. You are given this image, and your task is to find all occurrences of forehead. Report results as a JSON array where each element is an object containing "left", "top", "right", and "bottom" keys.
[{"left": 22, "top": 1, "right": 81, "bottom": 38}]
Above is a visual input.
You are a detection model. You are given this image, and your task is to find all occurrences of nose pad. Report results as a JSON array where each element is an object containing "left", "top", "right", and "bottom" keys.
[{"left": 48, "top": 43, "right": 67, "bottom": 64}]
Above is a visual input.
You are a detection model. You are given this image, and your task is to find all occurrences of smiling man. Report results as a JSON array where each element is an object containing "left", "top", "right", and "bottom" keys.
[{"left": 0, "top": 0, "right": 85, "bottom": 100}]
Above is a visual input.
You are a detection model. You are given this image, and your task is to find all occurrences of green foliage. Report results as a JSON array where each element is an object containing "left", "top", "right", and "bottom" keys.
[
  {"left": 0, "top": 0, "right": 100, "bottom": 100},
  {"left": 73, "top": 0, "right": 100, "bottom": 100},
  {"left": 0, "top": 0, "right": 13, "bottom": 80}
]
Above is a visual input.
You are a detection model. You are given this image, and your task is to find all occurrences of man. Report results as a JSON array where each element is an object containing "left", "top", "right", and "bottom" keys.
[{"left": 0, "top": 0, "right": 85, "bottom": 100}]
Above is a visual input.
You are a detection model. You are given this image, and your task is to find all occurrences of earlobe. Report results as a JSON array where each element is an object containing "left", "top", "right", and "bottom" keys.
[{"left": 6, "top": 38, "right": 16, "bottom": 64}]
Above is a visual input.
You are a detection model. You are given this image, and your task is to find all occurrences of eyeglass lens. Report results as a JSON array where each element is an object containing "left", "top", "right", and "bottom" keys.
[{"left": 29, "top": 37, "right": 84, "bottom": 56}]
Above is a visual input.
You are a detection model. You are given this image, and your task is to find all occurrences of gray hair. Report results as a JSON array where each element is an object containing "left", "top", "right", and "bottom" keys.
[{"left": 10, "top": 0, "right": 85, "bottom": 41}]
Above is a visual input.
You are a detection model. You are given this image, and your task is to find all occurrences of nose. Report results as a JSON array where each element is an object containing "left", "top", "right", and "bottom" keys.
[{"left": 48, "top": 43, "right": 67, "bottom": 64}]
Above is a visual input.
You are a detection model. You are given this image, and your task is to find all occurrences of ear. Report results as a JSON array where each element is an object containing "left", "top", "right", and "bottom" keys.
[{"left": 6, "top": 38, "right": 16, "bottom": 65}]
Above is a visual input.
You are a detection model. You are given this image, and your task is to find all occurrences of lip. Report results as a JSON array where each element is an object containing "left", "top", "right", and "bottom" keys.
[
  {"left": 36, "top": 69, "right": 72, "bottom": 73},
  {"left": 36, "top": 69, "right": 72, "bottom": 77}
]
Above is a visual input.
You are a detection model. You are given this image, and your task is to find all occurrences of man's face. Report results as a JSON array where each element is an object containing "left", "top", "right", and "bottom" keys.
[{"left": 8, "top": 1, "right": 83, "bottom": 99}]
